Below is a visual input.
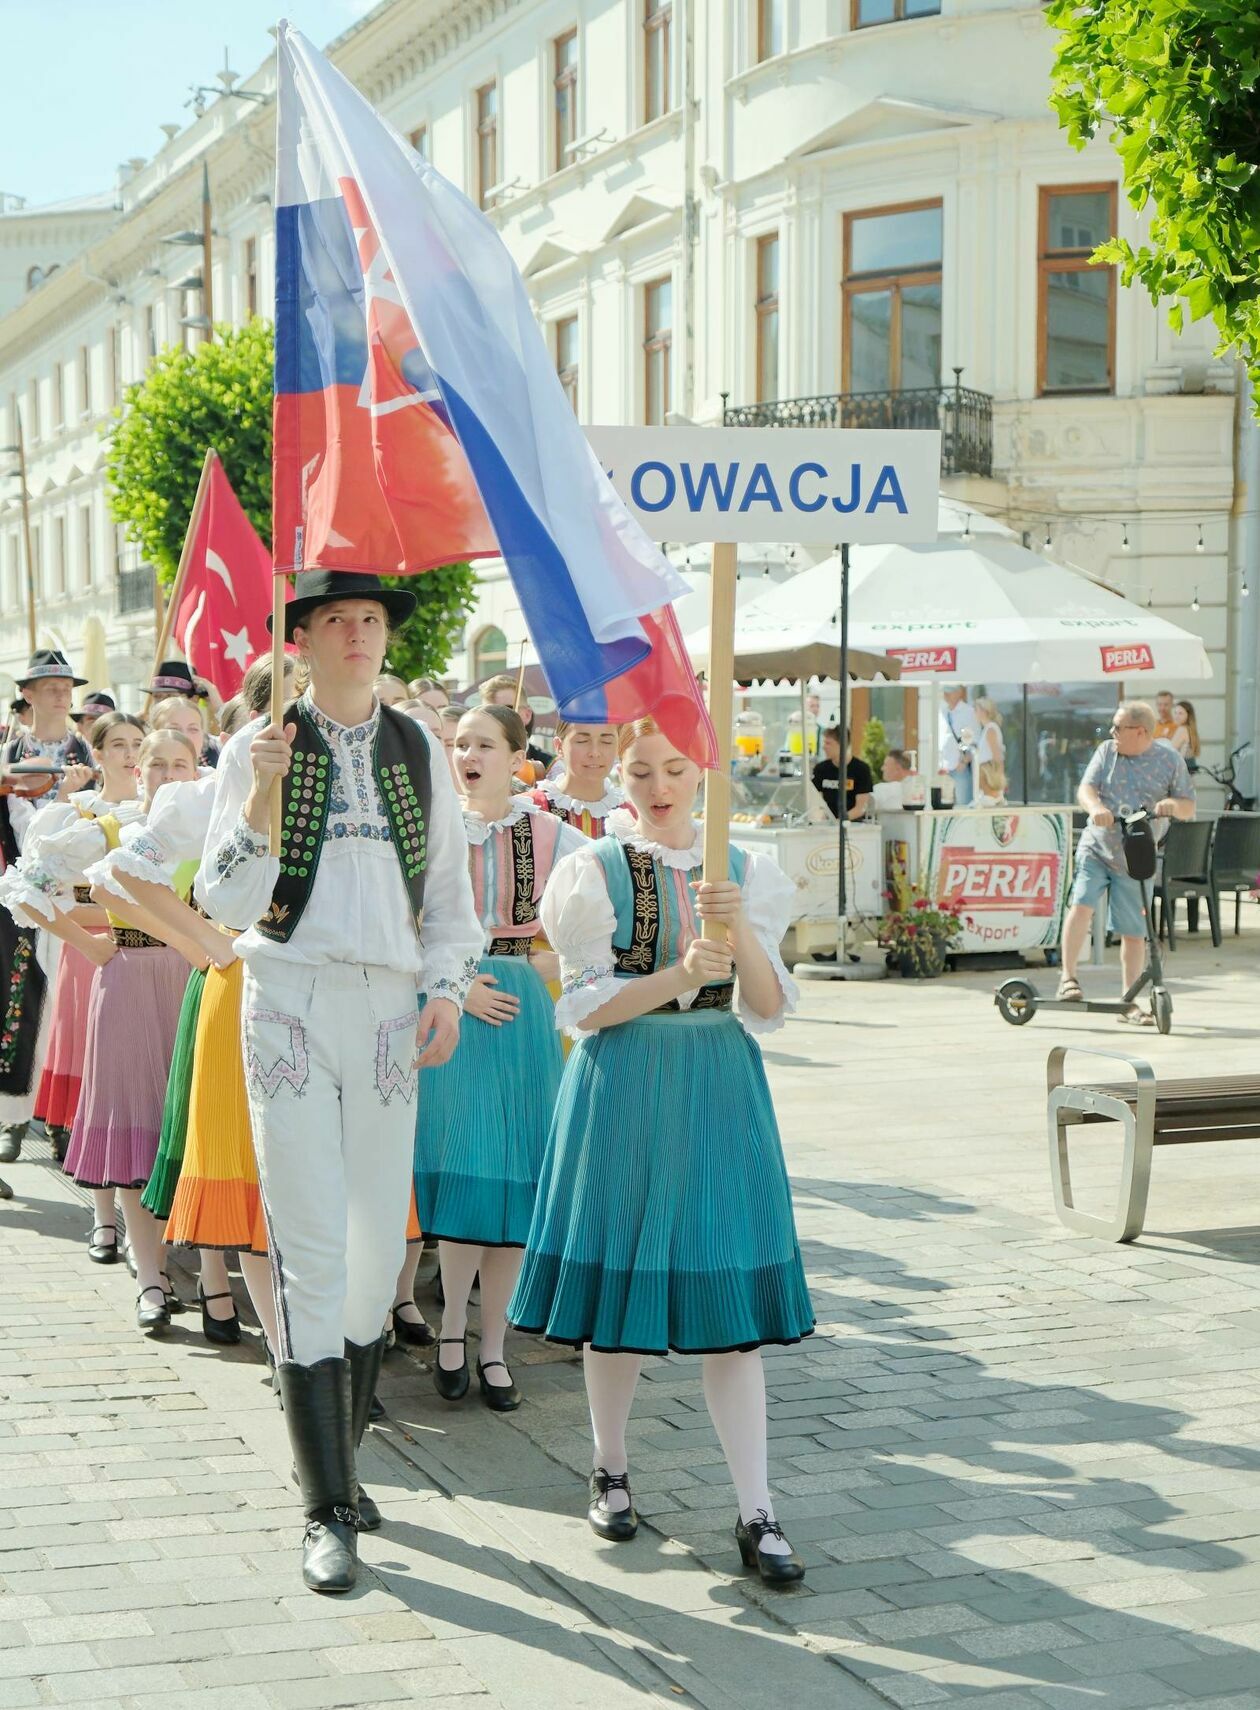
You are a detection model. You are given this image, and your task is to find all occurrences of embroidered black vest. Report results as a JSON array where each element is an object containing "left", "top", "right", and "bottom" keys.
[
  {"left": 255, "top": 700, "right": 431, "bottom": 945},
  {"left": 596, "top": 838, "right": 746, "bottom": 1013}
]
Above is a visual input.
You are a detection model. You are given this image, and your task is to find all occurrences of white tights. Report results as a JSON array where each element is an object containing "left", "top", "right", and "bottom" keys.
[
  {"left": 436, "top": 1242, "right": 524, "bottom": 1385},
  {"left": 584, "top": 1347, "right": 787, "bottom": 1550}
]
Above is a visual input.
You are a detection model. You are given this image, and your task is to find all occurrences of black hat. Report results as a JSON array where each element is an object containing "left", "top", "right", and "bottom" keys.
[
  {"left": 150, "top": 660, "right": 197, "bottom": 697},
  {"left": 271, "top": 570, "right": 417, "bottom": 640},
  {"left": 72, "top": 691, "right": 116, "bottom": 723},
  {"left": 17, "top": 648, "right": 87, "bottom": 688}
]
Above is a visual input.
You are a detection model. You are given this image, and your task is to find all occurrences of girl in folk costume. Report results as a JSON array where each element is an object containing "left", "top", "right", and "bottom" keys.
[
  {"left": 416, "top": 707, "right": 587, "bottom": 1413},
  {"left": 14, "top": 715, "right": 145, "bottom": 1169},
  {"left": 0, "top": 650, "right": 96, "bottom": 1164},
  {"left": 7, "top": 732, "right": 203, "bottom": 1321},
  {"left": 198, "top": 571, "right": 482, "bottom": 1596},
  {"left": 99, "top": 690, "right": 280, "bottom": 1352},
  {"left": 510, "top": 718, "right": 815, "bottom": 1585},
  {"left": 529, "top": 721, "right": 624, "bottom": 838}
]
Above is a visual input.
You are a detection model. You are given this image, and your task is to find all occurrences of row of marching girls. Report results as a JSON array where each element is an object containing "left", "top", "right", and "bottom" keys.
[{"left": 415, "top": 701, "right": 814, "bottom": 1587}]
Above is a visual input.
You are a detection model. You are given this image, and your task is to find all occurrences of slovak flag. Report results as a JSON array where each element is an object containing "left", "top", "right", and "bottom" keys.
[
  {"left": 273, "top": 23, "right": 716, "bottom": 766},
  {"left": 173, "top": 451, "right": 276, "bottom": 699}
]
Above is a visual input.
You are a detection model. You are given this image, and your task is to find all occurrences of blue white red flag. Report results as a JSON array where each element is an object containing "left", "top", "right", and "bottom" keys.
[{"left": 273, "top": 23, "right": 715, "bottom": 765}]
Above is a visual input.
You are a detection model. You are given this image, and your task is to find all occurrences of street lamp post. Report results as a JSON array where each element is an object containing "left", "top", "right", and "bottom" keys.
[{"left": 1, "top": 407, "right": 39, "bottom": 654}]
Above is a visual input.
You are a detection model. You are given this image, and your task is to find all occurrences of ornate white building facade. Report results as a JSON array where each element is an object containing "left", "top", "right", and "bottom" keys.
[{"left": 1, "top": 0, "right": 1254, "bottom": 788}]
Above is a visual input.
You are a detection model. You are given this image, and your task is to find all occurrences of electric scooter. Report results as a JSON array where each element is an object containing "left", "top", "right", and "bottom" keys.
[{"left": 994, "top": 806, "right": 1172, "bottom": 1035}]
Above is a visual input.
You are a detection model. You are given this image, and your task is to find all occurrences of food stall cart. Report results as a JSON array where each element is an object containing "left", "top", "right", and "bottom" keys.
[
  {"left": 685, "top": 615, "right": 900, "bottom": 951},
  {"left": 881, "top": 803, "right": 1073, "bottom": 957}
]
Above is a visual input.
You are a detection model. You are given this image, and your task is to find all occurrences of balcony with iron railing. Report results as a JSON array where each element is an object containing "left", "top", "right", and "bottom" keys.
[{"left": 722, "top": 368, "right": 993, "bottom": 479}]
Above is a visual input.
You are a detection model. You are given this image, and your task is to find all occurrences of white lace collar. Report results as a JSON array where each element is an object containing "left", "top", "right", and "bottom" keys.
[
  {"left": 462, "top": 796, "right": 537, "bottom": 846},
  {"left": 72, "top": 789, "right": 143, "bottom": 824},
  {"left": 302, "top": 689, "right": 379, "bottom": 743},
  {"left": 538, "top": 776, "right": 623, "bottom": 817},
  {"left": 607, "top": 807, "right": 704, "bottom": 869}
]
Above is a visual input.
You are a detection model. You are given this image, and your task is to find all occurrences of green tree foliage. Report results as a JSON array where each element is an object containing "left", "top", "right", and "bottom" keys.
[
  {"left": 105, "top": 320, "right": 478, "bottom": 681},
  {"left": 861, "top": 714, "right": 889, "bottom": 780},
  {"left": 1048, "top": 0, "right": 1260, "bottom": 401}
]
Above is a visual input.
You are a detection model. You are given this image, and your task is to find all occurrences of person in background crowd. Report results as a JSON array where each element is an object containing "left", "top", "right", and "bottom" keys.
[
  {"left": 148, "top": 661, "right": 222, "bottom": 765},
  {"left": 9, "top": 697, "right": 31, "bottom": 732},
  {"left": 374, "top": 672, "right": 410, "bottom": 708},
  {"left": 812, "top": 726, "right": 872, "bottom": 821},
  {"left": 480, "top": 674, "right": 554, "bottom": 775},
  {"left": 529, "top": 721, "right": 624, "bottom": 838},
  {"left": 151, "top": 697, "right": 215, "bottom": 774},
  {"left": 71, "top": 691, "right": 116, "bottom": 730},
  {"left": 438, "top": 707, "right": 461, "bottom": 781},
  {"left": 882, "top": 749, "right": 913, "bottom": 784},
  {"left": 1153, "top": 690, "right": 1176, "bottom": 743},
  {"left": 939, "top": 685, "right": 979, "bottom": 806},
  {"left": 1057, "top": 701, "right": 1195, "bottom": 1022},
  {"left": 974, "top": 699, "right": 1007, "bottom": 805},
  {"left": 1170, "top": 699, "right": 1201, "bottom": 762}
]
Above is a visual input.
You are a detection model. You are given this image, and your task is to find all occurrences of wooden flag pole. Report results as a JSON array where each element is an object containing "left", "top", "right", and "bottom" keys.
[
  {"left": 268, "top": 575, "right": 287, "bottom": 855},
  {"left": 144, "top": 447, "right": 218, "bottom": 717},
  {"left": 701, "top": 540, "right": 738, "bottom": 941},
  {"left": 513, "top": 642, "right": 527, "bottom": 712}
]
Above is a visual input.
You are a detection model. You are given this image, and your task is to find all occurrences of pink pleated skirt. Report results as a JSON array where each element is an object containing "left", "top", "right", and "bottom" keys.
[
  {"left": 64, "top": 943, "right": 189, "bottom": 1190},
  {"left": 34, "top": 936, "right": 104, "bottom": 1132}
]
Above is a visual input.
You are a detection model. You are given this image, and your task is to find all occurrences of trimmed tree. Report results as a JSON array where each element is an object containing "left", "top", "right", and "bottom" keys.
[
  {"left": 105, "top": 319, "right": 478, "bottom": 681},
  {"left": 1048, "top": 0, "right": 1260, "bottom": 403}
]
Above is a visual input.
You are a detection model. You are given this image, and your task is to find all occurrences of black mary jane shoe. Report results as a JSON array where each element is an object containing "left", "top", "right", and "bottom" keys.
[
  {"left": 368, "top": 1393, "right": 385, "bottom": 1422},
  {"left": 477, "top": 1359, "right": 521, "bottom": 1412},
  {"left": 87, "top": 1224, "right": 120, "bottom": 1265},
  {"left": 160, "top": 1272, "right": 188, "bottom": 1316},
  {"left": 391, "top": 1301, "right": 437, "bottom": 1350},
  {"left": 433, "top": 1336, "right": 469, "bottom": 1401},
  {"left": 136, "top": 1284, "right": 170, "bottom": 1335},
  {"left": 588, "top": 1468, "right": 639, "bottom": 1542},
  {"left": 735, "top": 1510, "right": 806, "bottom": 1586},
  {"left": 199, "top": 1285, "right": 242, "bottom": 1346}
]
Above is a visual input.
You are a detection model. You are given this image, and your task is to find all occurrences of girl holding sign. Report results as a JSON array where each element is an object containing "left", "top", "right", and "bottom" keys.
[{"left": 510, "top": 717, "right": 814, "bottom": 1585}]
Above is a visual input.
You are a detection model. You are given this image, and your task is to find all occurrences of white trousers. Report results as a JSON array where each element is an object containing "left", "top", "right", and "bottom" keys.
[{"left": 241, "top": 958, "right": 419, "bottom": 1366}]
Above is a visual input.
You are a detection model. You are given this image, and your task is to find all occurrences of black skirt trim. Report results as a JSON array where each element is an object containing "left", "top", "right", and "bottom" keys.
[
  {"left": 506, "top": 1323, "right": 815, "bottom": 1357},
  {"left": 428, "top": 1231, "right": 527, "bottom": 1251}
]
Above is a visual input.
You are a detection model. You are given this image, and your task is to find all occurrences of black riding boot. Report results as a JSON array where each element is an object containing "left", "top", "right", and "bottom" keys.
[
  {"left": 346, "top": 1334, "right": 388, "bottom": 1532},
  {"left": 277, "top": 1357, "right": 359, "bottom": 1593}
]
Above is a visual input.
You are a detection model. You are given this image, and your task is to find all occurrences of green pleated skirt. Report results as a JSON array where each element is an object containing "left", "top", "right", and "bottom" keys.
[
  {"left": 415, "top": 955, "right": 562, "bottom": 1247},
  {"left": 509, "top": 1009, "right": 815, "bottom": 1355},
  {"left": 141, "top": 967, "right": 206, "bottom": 1220}
]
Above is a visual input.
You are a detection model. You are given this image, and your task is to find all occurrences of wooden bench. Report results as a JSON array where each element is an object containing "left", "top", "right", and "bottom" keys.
[{"left": 1047, "top": 1047, "right": 1260, "bottom": 1242}]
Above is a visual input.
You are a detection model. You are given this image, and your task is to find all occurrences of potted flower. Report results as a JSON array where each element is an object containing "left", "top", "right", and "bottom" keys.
[{"left": 879, "top": 885, "right": 968, "bottom": 979}]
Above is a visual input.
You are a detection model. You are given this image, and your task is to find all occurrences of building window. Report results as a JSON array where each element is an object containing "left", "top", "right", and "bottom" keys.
[
  {"left": 643, "top": 276, "right": 672, "bottom": 425},
  {"left": 145, "top": 304, "right": 158, "bottom": 361},
  {"left": 80, "top": 505, "right": 93, "bottom": 589},
  {"left": 107, "top": 325, "right": 121, "bottom": 408},
  {"left": 476, "top": 81, "right": 499, "bottom": 209},
  {"left": 843, "top": 200, "right": 943, "bottom": 393},
  {"left": 644, "top": 1, "right": 672, "bottom": 121},
  {"left": 51, "top": 514, "right": 66, "bottom": 597},
  {"left": 555, "top": 315, "right": 579, "bottom": 412},
  {"left": 755, "top": 234, "right": 780, "bottom": 403},
  {"left": 852, "top": 0, "right": 941, "bottom": 28},
  {"left": 28, "top": 379, "right": 40, "bottom": 442},
  {"left": 78, "top": 345, "right": 90, "bottom": 417},
  {"left": 758, "top": 0, "right": 786, "bottom": 61},
  {"left": 243, "top": 237, "right": 259, "bottom": 318},
  {"left": 473, "top": 625, "right": 508, "bottom": 678},
  {"left": 1038, "top": 184, "right": 1116, "bottom": 396},
  {"left": 52, "top": 362, "right": 64, "bottom": 433},
  {"left": 408, "top": 124, "right": 429, "bottom": 161},
  {"left": 29, "top": 522, "right": 41, "bottom": 599},
  {"left": 553, "top": 30, "right": 578, "bottom": 171}
]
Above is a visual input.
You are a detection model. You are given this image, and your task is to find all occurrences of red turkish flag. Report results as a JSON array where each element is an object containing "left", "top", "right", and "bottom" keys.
[{"left": 173, "top": 453, "right": 278, "bottom": 699}]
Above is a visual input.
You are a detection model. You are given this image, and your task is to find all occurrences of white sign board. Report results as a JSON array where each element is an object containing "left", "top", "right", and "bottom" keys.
[{"left": 586, "top": 425, "right": 940, "bottom": 545}]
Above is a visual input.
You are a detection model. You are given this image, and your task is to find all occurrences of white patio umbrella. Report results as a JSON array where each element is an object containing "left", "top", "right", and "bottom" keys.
[
  {"left": 742, "top": 537, "right": 1213, "bottom": 684},
  {"left": 684, "top": 613, "right": 900, "bottom": 685}
]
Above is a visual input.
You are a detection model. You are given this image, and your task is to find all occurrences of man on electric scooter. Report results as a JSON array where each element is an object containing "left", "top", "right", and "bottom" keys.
[{"left": 1058, "top": 701, "right": 1195, "bottom": 1025}]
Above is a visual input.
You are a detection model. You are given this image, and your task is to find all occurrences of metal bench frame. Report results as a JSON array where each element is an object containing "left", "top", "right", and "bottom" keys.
[{"left": 1048, "top": 1046, "right": 1158, "bottom": 1242}]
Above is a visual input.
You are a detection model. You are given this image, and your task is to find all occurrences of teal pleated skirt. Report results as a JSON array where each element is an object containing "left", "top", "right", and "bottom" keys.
[
  {"left": 415, "top": 954, "right": 562, "bottom": 1248},
  {"left": 509, "top": 1009, "right": 815, "bottom": 1355},
  {"left": 141, "top": 967, "right": 206, "bottom": 1220}
]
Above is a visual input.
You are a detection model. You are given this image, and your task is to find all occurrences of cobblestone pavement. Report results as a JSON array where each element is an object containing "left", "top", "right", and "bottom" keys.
[{"left": 4, "top": 922, "right": 1260, "bottom": 1708}]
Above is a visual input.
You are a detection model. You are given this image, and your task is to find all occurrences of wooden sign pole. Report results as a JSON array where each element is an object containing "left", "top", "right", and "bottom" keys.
[
  {"left": 144, "top": 447, "right": 217, "bottom": 716},
  {"left": 700, "top": 540, "right": 738, "bottom": 941}
]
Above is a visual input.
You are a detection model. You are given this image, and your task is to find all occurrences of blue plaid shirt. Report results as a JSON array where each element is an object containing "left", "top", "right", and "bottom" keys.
[{"left": 1077, "top": 740, "right": 1194, "bottom": 873}]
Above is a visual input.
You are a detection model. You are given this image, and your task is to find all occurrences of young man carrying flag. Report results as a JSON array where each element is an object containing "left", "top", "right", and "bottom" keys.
[{"left": 234, "top": 24, "right": 713, "bottom": 1596}]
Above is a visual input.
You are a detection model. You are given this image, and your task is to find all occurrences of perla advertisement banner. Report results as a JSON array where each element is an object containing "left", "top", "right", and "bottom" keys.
[
  {"left": 586, "top": 425, "right": 941, "bottom": 545},
  {"left": 925, "top": 808, "right": 1072, "bottom": 954}
]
